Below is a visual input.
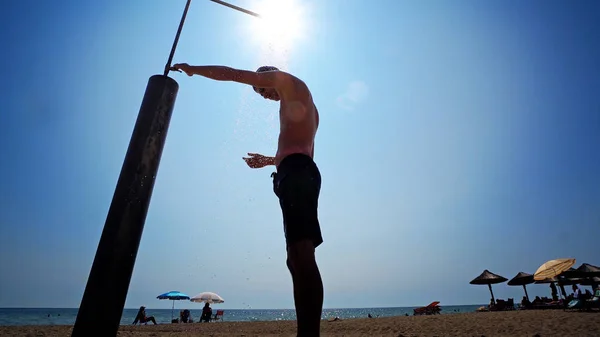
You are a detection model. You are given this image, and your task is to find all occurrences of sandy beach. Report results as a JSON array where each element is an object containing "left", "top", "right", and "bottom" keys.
[{"left": 1, "top": 310, "right": 598, "bottom": 337}]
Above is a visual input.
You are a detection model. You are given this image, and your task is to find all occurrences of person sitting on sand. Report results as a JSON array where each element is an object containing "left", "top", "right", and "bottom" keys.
[
  {"left": 588, "top": 287, "right": 600, "bottom": 303},
  {"left": 200, "top": 303, "right": 213, "bottom": 323},
  {"left": 180, "top": 309, "right": 191, "bottom": 323},
  {"left": 520, "top": 296, "right": 532, "bottom": 309},
  {"left": 132, "top": 306, "right": 157, "bottom": 325}
]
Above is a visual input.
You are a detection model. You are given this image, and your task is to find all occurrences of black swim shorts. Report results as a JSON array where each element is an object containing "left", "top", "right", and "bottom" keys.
[{"left": 272, "top": 153, "right": 323, "bottom": 248}]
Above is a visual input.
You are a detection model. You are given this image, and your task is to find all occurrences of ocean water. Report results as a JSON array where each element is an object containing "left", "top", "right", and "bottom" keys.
[{"left": 0, "top": 305, "right": 482, "bottom": 326}]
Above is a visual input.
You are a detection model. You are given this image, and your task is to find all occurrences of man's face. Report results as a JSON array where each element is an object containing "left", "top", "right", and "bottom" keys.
[{"left": 254, "top": 87, "right": 280, "bottom": 101}]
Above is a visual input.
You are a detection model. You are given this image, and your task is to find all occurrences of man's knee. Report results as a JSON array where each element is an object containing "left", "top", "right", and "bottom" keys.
[{"left": 287, "top": 240, "right": 317, "bottom": 274}]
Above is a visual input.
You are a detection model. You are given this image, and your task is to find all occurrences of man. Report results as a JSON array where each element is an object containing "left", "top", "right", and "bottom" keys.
[{"left": 171, "top": 63, "right": 323, "bottom": 336}]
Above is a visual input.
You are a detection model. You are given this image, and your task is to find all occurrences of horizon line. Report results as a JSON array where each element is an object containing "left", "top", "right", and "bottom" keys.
[{"left": 0, "top": 304, "right": 486, "bottom": 310}]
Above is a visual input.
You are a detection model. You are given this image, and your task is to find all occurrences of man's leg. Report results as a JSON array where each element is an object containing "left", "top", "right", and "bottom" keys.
[{"left": 287, "top": 240, "right": 323, "bottom": 337}]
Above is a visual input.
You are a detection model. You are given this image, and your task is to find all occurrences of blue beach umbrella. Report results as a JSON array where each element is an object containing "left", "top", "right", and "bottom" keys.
[{"left": 157, "top": 291, "right": 190, "bottom": 321}]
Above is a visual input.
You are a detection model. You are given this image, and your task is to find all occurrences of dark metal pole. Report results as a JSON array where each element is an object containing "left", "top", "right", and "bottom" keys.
[
  {"left": 165, "top": 0, "right": 193, "bottom": 76},
  {"left": 488, "top": 284, "right": 495, "bottom": 303},
  {"left": 71, "top": 75, "right": 178, "bottom": 336},
  {"left": 72, "top": 1, "right": 191, "bottom": 335},
  {"left": 209, "top": 0, "right": 261, "bottom": 18}
]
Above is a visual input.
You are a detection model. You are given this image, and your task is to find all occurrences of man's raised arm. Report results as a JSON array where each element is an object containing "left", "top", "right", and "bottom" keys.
[{"left": 171, "top": 63, "right": 291, "bottom": 89}]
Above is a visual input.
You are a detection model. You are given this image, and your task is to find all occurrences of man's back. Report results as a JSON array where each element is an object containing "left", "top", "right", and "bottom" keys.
[{"left": 276, "top": 78, "right": 319, "bottom": 166}]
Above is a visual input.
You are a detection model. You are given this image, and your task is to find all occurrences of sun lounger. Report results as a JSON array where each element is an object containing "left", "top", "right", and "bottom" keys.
[
  {"left": 584, "top": 289, "right": 600, "bottom": 311},
  {"left": 413, "top": 301, "right": 441, "bottom": 315}
]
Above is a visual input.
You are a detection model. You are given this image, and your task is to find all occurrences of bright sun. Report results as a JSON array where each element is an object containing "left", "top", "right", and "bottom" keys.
[{"left": 248, "top": 0, "right": 307, "bottom": 51}]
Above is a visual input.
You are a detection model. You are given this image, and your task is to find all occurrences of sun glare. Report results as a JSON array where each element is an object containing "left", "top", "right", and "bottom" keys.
[{"left": 248, "top": 0, "right": 308, "bottom": 51}]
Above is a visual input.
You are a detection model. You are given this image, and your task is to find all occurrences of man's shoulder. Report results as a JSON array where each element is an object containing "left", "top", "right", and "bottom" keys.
[
  {"left": 281, "top": 75, "right": 313, "bottom": 101},
  {"left": 274, "top": 71, "right": 307, "bottom": 89}
]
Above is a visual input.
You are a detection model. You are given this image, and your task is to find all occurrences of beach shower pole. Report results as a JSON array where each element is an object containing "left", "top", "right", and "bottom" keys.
[
  {"left": 209, "top": 0, "right": 262, "bottom": 17},
  {"left": 71, "top": 1, "right": 191, "bottom": 336}
]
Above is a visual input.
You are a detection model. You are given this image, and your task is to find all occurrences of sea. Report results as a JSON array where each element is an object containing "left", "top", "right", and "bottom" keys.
[{"left": 0, "top": 305, "right": 482, "bottom": 326}]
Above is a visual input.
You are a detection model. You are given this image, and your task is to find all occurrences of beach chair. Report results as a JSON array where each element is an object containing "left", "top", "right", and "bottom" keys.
[
  {"left": 585, "top": 289, "right": 600, "bottom": 311},
  {"left": 491, "top": 299, "right": 506, "bottom": 311},
  {"left": 505, "top": 298, "right": 515, "bottom": 310},
  {"left": 212, "top": 310, "right": 224, "bottom": 321},
  {"left": 566, "top": 299, "right": 585, "bottom": 311},
  {"left": 413, "top": 301, "right": 441, "bottom": 315}
]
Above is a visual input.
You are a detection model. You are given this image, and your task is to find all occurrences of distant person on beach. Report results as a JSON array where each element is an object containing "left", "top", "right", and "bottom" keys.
[
  {"left": 200, "top": 303, "right": 213, "bottom": 322},
  {"left": 550, "top": 282, "right": 558, "bottom": 301},
  {"left": 180, "top": 309, "right": 191, "bottom": 323},
  {"left": 520, "top": 296, "right": 532, "bottom": 308},
  {"left": 171, "top": 63, "right": 324, "bottom": 336},
  {"left": 572, "top": 284, "right": 581, "bottom": 299},
  {"left": 132, "top": 306, "right": 156, "bottom": 325}
]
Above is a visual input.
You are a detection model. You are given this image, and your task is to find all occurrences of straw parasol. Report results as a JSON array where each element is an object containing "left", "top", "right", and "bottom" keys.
[
  {"left": 561, "top": 263, "right": 600, "bottom": 288},
  {"left": 563, "top": 263, "right": 600, "bottom": 278},
  {"left": 507, "top": 272, "right": 534, "bottom": 301},
  {"left": 470, "top": 269, "right": 508, "bottom": 302},
  {"left": 580, "top": 276, "right": 600, "bottom": 286},
  {"left": 533, "top": 258, "right": 576, "bottom": 281},
  {"left": 577, "top": 263, "right": 600, "bottom": 276}
]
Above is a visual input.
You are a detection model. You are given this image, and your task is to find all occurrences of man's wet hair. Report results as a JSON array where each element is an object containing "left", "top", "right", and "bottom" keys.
[{"left": 256, "top": 65, "right": 279, "bottom": 72}]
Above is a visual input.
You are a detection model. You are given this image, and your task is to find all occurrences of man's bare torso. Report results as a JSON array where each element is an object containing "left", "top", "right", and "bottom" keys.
[{"left": 275, "top": 96, "right": 319, "bottom": 167}]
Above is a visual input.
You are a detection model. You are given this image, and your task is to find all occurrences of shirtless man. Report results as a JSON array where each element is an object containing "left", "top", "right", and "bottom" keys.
[{"left": 171, "top": 63, "right": 323, "bottom": 336}]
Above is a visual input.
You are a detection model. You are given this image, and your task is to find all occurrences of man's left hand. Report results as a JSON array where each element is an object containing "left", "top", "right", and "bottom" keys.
[
  {"left": 243, "top": 153, "right": 274, "bottom": 169},
  {"left": 171, "top": 63, "right": 193, "bottom": 76}
]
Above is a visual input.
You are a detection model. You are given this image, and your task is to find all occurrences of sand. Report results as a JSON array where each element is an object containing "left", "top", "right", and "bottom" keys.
[{"left": 1, "top": 310, "right": 598, "bottom": 337}]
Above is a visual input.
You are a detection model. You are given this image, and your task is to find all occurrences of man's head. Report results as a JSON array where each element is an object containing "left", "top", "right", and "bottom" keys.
[{"left": 253, "top": 65, "right": 280, "bottom": 101}]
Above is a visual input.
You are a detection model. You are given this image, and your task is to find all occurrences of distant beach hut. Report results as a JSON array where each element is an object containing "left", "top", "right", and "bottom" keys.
[
  {"left": 156, "top": 291, "right": 191, "bottom": 321},
  {"left": 533, "top": 258, "right": 576, "bottom": 281},
  {"left": 470, "top": 269, "right": 508, "bottom": 303},
  {"left": 507, "top": 272, "right": 534, "bottom": 301}
]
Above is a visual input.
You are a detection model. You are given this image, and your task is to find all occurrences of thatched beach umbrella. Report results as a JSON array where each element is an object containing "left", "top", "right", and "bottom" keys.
[
  {"left": 580, "top": 276, "right": 600, "bottom": 286},
  {"left": 563, "top": 263, "right": 600, "bottom": 278},
  {"left": 577, "top": 263, "right": 600, "bottom": 276},
  {"left": 470, "top": 269, "right": 508, "bottom": 302},
  {"left": 560, "top": 267, "right": 578, "bottom": 278},
  {"left": 508, "top": 272, "right": 534, "bottom": 301},
  {"left": 533, "top": 258, "right": 576, "bottom": 281},
  {"left": 562, "top": 263, "right": 600, "bottom": 288}
]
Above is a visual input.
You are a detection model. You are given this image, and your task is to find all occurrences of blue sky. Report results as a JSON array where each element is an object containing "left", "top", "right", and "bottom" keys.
[{"left": 0, "top": 0, "right": 599, "bottom": 310}]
